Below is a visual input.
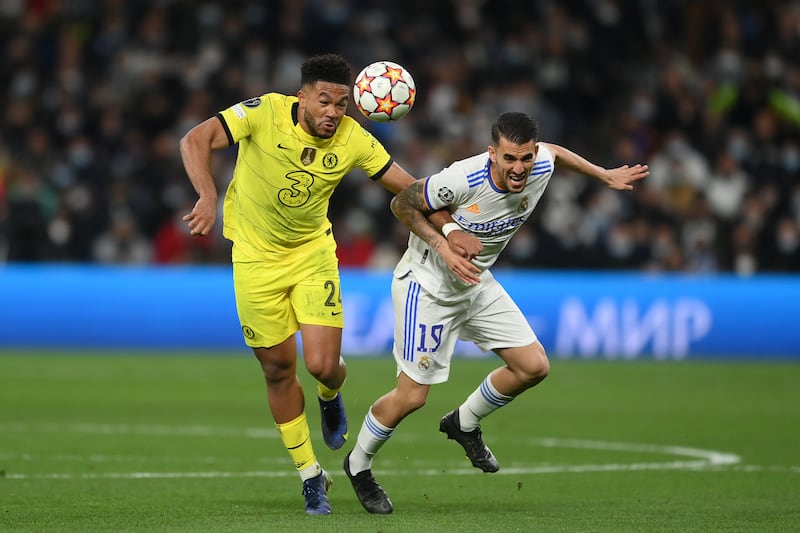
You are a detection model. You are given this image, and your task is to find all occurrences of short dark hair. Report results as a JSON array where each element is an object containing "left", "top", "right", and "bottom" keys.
[
  {"left": 491, "top": 112, "right": 539, "bottom": 146},
  {"left": 300, "top": 53, "right": 352, "bottom": 87}
]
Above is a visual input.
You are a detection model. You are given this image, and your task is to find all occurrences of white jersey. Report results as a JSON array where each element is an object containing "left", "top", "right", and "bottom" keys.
[{"left": 394, "top": 143, "right": 556, "bottom": 299}]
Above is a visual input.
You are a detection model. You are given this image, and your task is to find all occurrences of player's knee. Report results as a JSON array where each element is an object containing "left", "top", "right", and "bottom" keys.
[
  {"left": 532, "top": 343, "right": 550, "bottom": 382},
  {"left": 518, "top": 342, "right": 550, "bottom": 386},
  {"left": 256, "top": 357, "right": 294, "bottom": 386},
  {"left": 303, "top": 354, "right": 342, "bottom": 383},
  {"left": 252, "top": 346, "right": 298, "bottom": 384}
]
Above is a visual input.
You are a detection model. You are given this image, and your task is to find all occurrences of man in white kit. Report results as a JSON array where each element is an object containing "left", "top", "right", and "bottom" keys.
[{"left": 343, "top": 112, "right": 649, "bottom": 514}]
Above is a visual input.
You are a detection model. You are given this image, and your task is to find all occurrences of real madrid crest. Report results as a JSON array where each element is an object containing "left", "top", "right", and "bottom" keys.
[
  {"left": 518, "top": 196, "right": 529, "bottom": 213},
  {"left": 301, "top": 147, "right": 316, "bottom": 166},
  {"left": 418, "top": 355, "right": 430, "bottom": 371}
]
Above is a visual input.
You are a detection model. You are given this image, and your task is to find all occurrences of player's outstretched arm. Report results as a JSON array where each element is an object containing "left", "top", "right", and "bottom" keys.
[
  {"left": 391, "top": 181, "right": 481, "bottom": 285},
  {"left": 543, "top": 142, "right": 649, "bottom": 191}
]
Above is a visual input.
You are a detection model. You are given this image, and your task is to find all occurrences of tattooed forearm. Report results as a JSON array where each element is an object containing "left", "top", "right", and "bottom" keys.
[{"left": 391, "top": 180, "right": 449, "bottom": 252}]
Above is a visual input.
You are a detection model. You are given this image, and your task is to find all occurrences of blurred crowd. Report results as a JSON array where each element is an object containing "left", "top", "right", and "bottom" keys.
[{"left": 1, "top": 0, "right": 799, "bottom": 274}]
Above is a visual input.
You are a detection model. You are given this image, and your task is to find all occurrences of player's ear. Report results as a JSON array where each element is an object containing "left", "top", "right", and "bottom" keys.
[{"left": 488, "top": 144, "right": 496, "bottom": 163}]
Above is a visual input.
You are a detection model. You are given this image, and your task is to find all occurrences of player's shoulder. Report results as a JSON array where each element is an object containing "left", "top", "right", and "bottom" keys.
[
  {"left": 264, "top": 92, "right": 296, "bottom": 108},
  {"left": 334, "top": 114, "right": 360, "bottom": 138},
  {"left": 532, "top": 143, "right": 556, "bottom": 177},
  {"left": 458, "top": 152, "right": 492, "bottom": 173},
  {"left": 224, "top": 92, "right": 292, "bottom": 121},
  {"left": 535, "top": 142, "right": 556, "bottom": 164},
  {"left": 424, "top": 153, "right": 489, "bottom": 205},
  {"left": 334, "top": 115, "right": 383, "bottom": 150},
  {"left": 437, "top": 152, "right": 491, "bottom": 182},
  {"left": 255, "top": 93, "right": 296, "bottom": 120}
]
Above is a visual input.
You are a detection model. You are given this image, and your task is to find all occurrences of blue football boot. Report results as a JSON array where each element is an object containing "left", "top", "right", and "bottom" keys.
[
  {"left": 319, "top": 393, "right": 348, "bottom": 450},
  {"left": 302, "top": 469, "right": 333, "bottom": 515}
]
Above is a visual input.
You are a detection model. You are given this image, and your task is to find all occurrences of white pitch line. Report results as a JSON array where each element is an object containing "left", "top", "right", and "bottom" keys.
[
  {"left": 7, "top": 422, "right": 796, "bottom": 480},
  {"left": 530, "top": 437, "right": 741, "bottom": 466},
  {"left": 0, "top": 423, "right": 740, "bottom": 465},
  {"left": 5, "top": 462, "right": 800, "bottom": 481},
  {"left": 0, "top": 436, "right": 752, "bottom": 481}
]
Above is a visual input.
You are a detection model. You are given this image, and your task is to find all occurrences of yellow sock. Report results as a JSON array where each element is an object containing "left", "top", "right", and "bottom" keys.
[
  {"left": 276, "top": 412, "right": 317, "bottom": 472},
  {"left": 317, "top": 381, "right": 342, "bottom": 401}
]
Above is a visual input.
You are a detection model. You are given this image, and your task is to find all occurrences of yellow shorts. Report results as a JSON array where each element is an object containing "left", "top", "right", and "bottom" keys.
[{"left": 232, "top": 231, "right": 343, "bottom": 348}]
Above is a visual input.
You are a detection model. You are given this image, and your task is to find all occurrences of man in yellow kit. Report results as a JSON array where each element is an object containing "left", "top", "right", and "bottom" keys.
[{"left": 179, "top": 53, "right": 481, "bottom": 514}]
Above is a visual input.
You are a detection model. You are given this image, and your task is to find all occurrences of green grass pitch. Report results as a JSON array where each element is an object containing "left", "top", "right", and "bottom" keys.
[{"left": 1, "top": 352, "right": 799, "bottom": 532}]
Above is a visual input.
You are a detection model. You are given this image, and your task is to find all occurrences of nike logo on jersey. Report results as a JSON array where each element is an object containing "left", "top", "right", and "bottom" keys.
[
  {"left": 331, "top": 311, "right": 342, "bottom": 316},
  {"left": 277, "top": 143, "right": 291, "bottom": 150}
]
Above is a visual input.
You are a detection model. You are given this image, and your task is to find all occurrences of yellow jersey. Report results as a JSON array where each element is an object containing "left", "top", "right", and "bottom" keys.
[{"left": 217, "top": 93, "right": 392, "bottom": 257}]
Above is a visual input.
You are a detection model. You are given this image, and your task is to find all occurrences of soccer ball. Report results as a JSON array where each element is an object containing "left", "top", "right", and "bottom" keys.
[{"left": 353, "top": 61, "right": 416, "bottom": 122}]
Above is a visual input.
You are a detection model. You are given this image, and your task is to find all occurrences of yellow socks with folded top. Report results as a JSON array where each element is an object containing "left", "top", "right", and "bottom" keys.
[
  {"left": 276, "top": 411, "right": 319, "bottom": 480},
  {"left": 317, "top": 381, "right": 341, "bottom": 401}
]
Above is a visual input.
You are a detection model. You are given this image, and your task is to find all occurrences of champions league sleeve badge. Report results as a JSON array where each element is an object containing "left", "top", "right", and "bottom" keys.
[{"left": 437, "top": 186, "right": 454, "bottom": 203}]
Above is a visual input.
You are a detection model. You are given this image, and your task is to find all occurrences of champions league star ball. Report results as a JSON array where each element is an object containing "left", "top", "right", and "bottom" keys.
[{"left": 353, "top": 61, "right": 416, "bottom": 122}]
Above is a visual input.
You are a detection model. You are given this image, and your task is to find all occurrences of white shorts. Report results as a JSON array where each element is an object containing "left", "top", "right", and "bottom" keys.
[{"left": 391, "top": 271, "right": 537, "bottom": 385}]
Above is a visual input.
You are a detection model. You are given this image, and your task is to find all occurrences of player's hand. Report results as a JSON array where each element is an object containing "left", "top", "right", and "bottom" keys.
[
  {"left": 183, "top": 196, "right": 217, "bottom": 236},
  {"left": 447, "top": 230, "right": 483, "bottom": 259},
  {"left": 439, "top": 245, "right": 481, "bottom": 286},
  {"left": 603, "top": 164, "right": 649, "bottom": 191}
]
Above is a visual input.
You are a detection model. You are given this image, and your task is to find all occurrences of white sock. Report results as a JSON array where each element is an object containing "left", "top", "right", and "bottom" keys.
[
  {"left": 348, "top": 408, "right": 394, "bottom": 474},
  {"left": 298, "top": 461, "right": 322, "bottom": 481},
  {"left": 458, "top": 374, "right": 514, "bottom": 431}
]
